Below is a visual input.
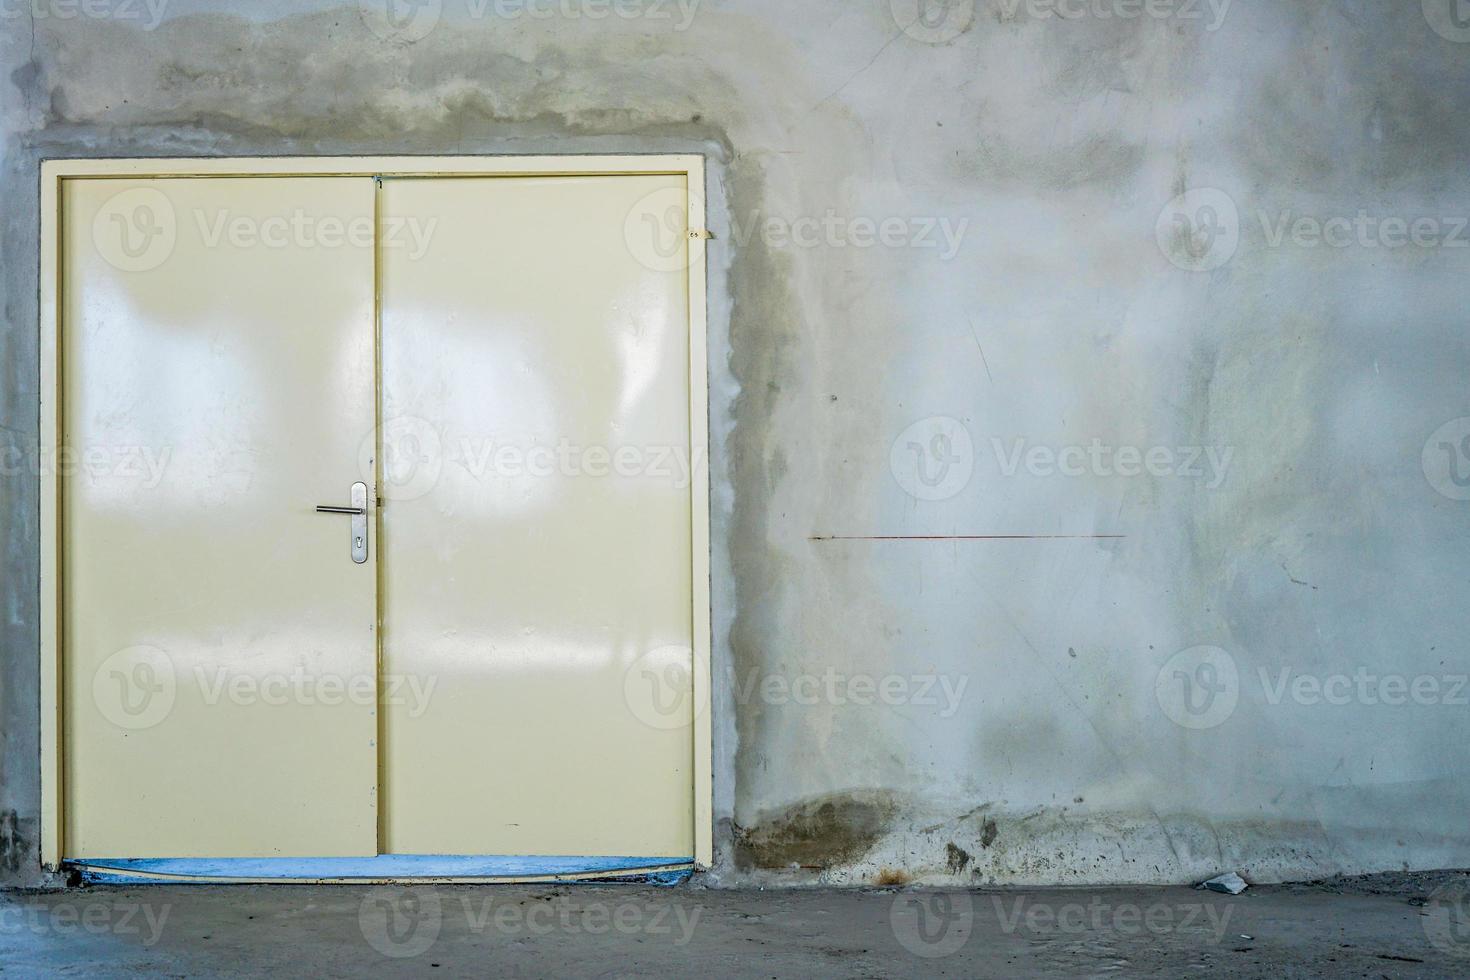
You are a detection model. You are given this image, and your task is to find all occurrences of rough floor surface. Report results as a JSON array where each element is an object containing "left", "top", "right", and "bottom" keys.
[{"left": 3, "top": 871, "right": 1468, "bottom": 977}]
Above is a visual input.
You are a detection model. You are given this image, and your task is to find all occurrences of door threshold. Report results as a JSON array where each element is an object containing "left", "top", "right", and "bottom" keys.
[{"left": 67, "top": 855, "right": 696, "bottom": 886}]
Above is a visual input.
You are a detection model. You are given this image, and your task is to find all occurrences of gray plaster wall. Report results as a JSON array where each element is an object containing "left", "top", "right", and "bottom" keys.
[{"left": 2, "top": 0, "right": 1468, "bottom": 888}]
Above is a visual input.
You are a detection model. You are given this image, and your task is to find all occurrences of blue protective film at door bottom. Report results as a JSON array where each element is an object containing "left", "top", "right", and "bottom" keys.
[{"left": 70, "top": 855, "right": 695, "bottom": 885}]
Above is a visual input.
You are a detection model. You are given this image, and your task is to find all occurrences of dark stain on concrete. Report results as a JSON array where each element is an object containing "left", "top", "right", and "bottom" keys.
[
  {"left": 724, "top": 189, "right": 803, "bottom": 814},
  {"left": 734, "top": 792, "right": 896, "bottom": 870},
  {"left": 980, "top": 818, "right": 999, "bottom": 850},
  {"left": 1227, "top": 4, "right": 1470, "bottom": 194},
  {"left": 0, "top": 810, "right": 22, "bottom": 873},
  {"left": 945, "top": 842, "right": 972, "bottom": 874}
]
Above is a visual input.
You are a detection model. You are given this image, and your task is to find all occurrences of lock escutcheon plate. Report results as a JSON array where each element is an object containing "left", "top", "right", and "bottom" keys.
[{"left": 349, "top": 481, "right": 368, "bottom": 564}]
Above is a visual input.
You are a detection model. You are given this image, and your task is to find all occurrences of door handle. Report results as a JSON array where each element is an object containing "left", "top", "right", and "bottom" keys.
[{"left": 317, "top": 482, "right": 369, "bottom": 564}]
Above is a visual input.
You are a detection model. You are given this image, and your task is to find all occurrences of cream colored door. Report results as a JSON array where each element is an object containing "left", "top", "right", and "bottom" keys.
[
  {"left": 378, "top": 176, "right": 697, "bottom": 857},
  {"left": 61, "top": 177, "right": 379, "bottom": 858}
]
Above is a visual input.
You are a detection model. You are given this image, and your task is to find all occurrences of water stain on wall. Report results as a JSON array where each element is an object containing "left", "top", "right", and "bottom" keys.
[{"left": 734, "top": 792, "right": 898, "bottom": 870}]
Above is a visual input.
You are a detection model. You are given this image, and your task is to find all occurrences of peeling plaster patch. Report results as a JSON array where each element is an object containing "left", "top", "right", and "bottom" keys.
[{"left": 837, "top": 806, "right": 1441, "bottom": 887}]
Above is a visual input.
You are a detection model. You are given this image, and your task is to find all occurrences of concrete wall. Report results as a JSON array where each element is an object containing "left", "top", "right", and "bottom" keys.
[{"left": 3, "top": 0, "right": 1469, "bottom": 887}]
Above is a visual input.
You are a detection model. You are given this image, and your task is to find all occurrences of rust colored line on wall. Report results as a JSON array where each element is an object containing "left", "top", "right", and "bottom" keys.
[{"left": 809, "top": 535, "right": 1127, "bottom": 541}]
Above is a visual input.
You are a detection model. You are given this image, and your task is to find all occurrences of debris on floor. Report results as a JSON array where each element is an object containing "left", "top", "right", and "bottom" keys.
[{"left": 1199, "top": 872, "right": 1249, "bottom": 895}]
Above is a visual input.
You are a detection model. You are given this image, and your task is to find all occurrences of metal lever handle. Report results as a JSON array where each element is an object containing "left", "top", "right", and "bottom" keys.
[{"left": 317, "top": 482, "right": 369, "bottom": 563}]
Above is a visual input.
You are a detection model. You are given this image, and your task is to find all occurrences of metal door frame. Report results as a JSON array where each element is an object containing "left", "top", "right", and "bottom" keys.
[{"left": 38, "top": 155, "right": 713, "bottom": 873}]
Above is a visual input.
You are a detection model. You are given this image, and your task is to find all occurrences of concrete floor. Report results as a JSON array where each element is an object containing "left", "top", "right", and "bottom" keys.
[{"left": 2, "top": 873, "right": 1467, "bottom": 978}]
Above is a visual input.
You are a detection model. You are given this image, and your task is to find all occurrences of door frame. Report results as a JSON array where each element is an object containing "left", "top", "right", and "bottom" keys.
[{"left": 38, "top": 155, "right": 713, "bottom": 872}]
